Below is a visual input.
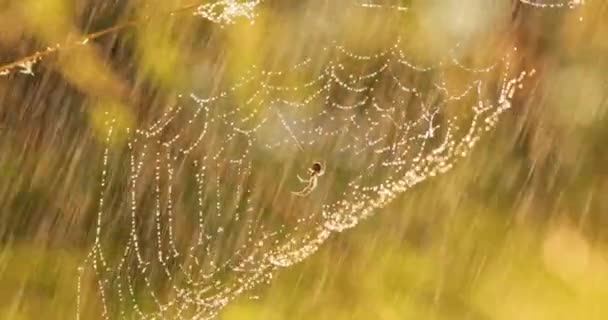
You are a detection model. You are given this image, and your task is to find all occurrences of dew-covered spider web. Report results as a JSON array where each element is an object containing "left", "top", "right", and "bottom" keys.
[
  {"left": 62, "top": 1, "right": 587, "bottom": 319},
  {"left": 518, "top": 0, "right": 585, "bottom": 9}
]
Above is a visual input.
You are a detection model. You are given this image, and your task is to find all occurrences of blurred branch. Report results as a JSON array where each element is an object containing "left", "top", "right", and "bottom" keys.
[{"left": 0, "top": 2, "right": 204, "bottom": 75}]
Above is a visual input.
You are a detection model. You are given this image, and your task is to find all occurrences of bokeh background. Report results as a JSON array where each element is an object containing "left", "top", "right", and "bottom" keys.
[{"left": 1, "top": 0, "right": 607, "bottom": 319}]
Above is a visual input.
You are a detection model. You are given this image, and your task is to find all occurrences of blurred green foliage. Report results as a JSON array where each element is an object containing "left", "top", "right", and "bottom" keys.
[{"left": 0, "top": 0, "right": 607, "bottom": 319}]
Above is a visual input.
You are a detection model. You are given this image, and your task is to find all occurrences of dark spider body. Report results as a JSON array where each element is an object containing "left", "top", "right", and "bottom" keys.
[{"left": 311, "top": 162, "right": 323, "bottom": 176}]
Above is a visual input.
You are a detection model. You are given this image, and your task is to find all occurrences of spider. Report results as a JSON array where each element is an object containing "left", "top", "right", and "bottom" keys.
[{"left": 292, "top": 161, "right": 325, "bottom": 197}]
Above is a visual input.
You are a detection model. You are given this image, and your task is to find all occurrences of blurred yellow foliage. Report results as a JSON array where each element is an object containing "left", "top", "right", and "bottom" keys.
[{"left": 88, "top": 99, "right": 135, "bottom": 144}]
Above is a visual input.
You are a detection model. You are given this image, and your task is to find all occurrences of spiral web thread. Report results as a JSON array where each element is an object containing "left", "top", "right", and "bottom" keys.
[
  {"left": 41, "top": 1, "right": 586, "bottom": 320},
  {"left": 518, "top": 0, "right": 585, "bottom": 9}
]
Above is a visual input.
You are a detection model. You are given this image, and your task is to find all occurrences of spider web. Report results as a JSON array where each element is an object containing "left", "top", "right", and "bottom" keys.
[
  {"left": 78, "top": 44, "right": 532, "bottom": 320},
  {"left": 64, "top": 1, "right": 583, "bottom": 320},
  {"left": 518, "top": 0, "right": 585, "bottom": 9}
]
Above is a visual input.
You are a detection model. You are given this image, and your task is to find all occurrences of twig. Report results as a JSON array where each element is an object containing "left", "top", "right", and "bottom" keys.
[{"left": 0, "top": 2, "right": 204, "bottom": 74}]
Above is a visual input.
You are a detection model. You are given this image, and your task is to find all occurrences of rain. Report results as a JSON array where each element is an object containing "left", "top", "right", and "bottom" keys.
[{"left": 0, "top": 0, "right": 607, "bottom": 319}]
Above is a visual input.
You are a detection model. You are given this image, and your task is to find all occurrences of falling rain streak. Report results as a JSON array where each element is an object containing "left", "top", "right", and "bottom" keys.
[{"left": 0, "top": 0, "right": 590, "bottom": 320}]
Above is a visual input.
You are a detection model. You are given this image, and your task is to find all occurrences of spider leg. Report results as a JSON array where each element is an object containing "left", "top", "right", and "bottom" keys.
[
  {"left": 292, "top": 177, "right": 316, "bottom": 197},
  {"left": 309, "top": 177, "right": 318, "bottom": 190},
  {"left": 291, "top": 187, "right": 311, "bottom": 197}
]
